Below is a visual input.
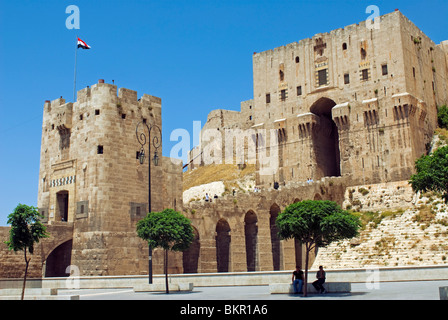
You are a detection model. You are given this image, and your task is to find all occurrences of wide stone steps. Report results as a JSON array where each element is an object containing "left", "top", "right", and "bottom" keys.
[{"left": 312, "top": 205, "right": 448, "bottom": 269}]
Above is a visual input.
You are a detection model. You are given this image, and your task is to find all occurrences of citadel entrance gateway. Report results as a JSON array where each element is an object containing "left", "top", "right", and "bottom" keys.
[
  {"left": 310, "top": 97, "right": 341, "bottom": 179},
  {"left": 1, "top": 10, "right": 441, "bottom": 279}
]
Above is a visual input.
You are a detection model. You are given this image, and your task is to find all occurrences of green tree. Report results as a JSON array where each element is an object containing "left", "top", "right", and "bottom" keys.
[
  {"left": 136, "top": 208, "right": 194, "bottom": 293},
  {"left": 276, "top": 200, "right": 360, "bottom": 296},
  {"left": 438, "top": 105, "right": 448, "bottom": 129},
  {"left": 5, "top": 204, "right": 49, "bottom": 300},
  {"left": 409, "top": 145, "right": 448, "bottom": 203}
]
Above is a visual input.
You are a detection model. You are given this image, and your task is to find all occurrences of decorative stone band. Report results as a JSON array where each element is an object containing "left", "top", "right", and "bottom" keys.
[{"left": 50, "top": 175, "right": 76, "bottom": 188}]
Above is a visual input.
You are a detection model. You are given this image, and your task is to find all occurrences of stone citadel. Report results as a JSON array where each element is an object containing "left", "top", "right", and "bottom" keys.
[{"left": 1, "top": 10, "right": 447, "bottom": 278}]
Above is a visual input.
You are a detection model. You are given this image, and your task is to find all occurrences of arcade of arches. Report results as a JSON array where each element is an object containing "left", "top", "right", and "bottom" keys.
[
  {"left": 182, "top": 203, "right": 319, "bottom": 273},
  {"left": 182, "top": 178, "right": 346, "bottom": 274}
]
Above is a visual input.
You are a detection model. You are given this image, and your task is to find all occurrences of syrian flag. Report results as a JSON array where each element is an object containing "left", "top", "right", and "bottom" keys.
[{"left": 77, "top": 37, "right": 91, "bottom": 49}]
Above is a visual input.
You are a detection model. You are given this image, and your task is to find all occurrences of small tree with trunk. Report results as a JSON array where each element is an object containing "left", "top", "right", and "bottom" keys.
[
  {"left": 136, "top": 208, "right": 194, "bottom": 293},
  {"left": 5, "top": 204, "right": 48, "bottom": 300},
  {"left": 276, "top": 200, "right": 360, "bottom": 296}
]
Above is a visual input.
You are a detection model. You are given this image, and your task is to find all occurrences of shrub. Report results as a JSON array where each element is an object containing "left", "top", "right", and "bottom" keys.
[{"left": 438, "top": 105, "right": 448, "bottom": 129}]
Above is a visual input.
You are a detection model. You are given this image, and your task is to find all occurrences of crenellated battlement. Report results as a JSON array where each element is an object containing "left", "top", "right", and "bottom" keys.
[
  {"left": 44, "top": 97, "right": 66, "bottom": 113},
  {"left": 73, "top": 79, "right": 161, "bottom": 109},
  {"left": 253, "top": 10, "right": 403, "bottom": 58},
  {"left": 43, "top": 79, "right": 162, "bottom": 130}
]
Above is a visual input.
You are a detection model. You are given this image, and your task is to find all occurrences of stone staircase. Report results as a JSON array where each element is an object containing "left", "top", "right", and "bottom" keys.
[{"left": 312, "top": 190, "right": 448, "bottom": 269}]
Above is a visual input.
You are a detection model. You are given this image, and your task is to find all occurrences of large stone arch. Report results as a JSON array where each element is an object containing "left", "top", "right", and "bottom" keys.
[
  {"left": 269, "top": 204, "right": 282, "bottom": 270},
  {"left": 244, "top": 210, "right": 258, "bottom": 271},
  {"left": 310, "top": 97, "right": 341, "bottom": 179},
  {"left": 183, "top": 226, "right": 200, "bottom": 273},
  {"left": 215, "top": 219, "right": 231, "bottom": 272},
  {"left": 39, "top": 224, "right": 74, "bottom": 278},
  {"left": 44, "top": 239, "right": 73, "bottom": 277}
]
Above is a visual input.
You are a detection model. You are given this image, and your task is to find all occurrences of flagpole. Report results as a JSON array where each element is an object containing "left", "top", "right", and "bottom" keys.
[{"left": 73, "top": 37, "right": 78, "bottom": 102}]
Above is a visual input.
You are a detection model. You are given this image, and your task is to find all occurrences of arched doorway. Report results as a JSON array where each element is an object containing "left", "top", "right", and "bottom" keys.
[
  {"left": 310, "top": 98, "right": 341, "bottom": 178},
  {"left": 183, "top": 227, "right": 200, "bottom": 273},
  {"left": 216, "top": 219, "right": 231, "bottom": 272},
  {"left": 244, "top": 210, "right": 258, "bottom": 272},
  {"left": 269, "top": 204, "right": 282, "bottom": 270},
  {"left": 45, "top": 240, "right": 73, "bottom": 277}
]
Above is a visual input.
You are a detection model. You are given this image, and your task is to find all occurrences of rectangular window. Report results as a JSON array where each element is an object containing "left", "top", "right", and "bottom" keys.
[
  {"left": 280, "top": 89, "right": 287, "bottom": 101},
  {"left": 95, "top": 109, "right": 100, "bottom": 115},
  {"left": 344, "top": 73, "right": 350, "bottom": 84},
  {"left": 296, "top": 86, "right": 302, "bottom": 96},
  {"left": 318, "top": 69, "right": 328, "bottom": 86},
  {"left": 76, "top": 201, "right": 89, "bottom": 219},
  {"left": 97, "top": 145, "right": 104, "bottom": 154},
  {"left": 130, "top": 202, "right": 147, "bottom": 220},
  {"left": 361, "top": 69, "right": 369, "bottom": 81},
  {"left": 266, "top": 93, "right": 271, "bottom": 104},
  {"left": 382, "top": 64, "right": 388, "bottom": 75}
]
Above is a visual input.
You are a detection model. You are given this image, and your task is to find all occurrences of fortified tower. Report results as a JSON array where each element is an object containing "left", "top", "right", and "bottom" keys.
[
  {"left": 250, "top": 10, "right": 448, "bottom": 187},
  {"left": 37, "top": 80, "right": 183, "bottom": 276},
  {"left": 189, "top": 10, "right": 448, "bottom": 189}
]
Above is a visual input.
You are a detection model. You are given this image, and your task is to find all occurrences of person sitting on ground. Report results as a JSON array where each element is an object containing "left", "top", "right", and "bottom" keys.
[{"left": 292, "top": 266, "right": 304, "bottom": 294}]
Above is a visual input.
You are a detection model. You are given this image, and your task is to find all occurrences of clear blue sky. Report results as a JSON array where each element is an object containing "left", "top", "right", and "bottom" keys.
[{"left": 0, "top": 0, "right": 447, "bottom": 226}]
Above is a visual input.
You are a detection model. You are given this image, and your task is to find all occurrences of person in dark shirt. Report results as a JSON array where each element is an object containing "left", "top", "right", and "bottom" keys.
[
  {"left": 292, "top": 266, "right": 304, "bottom": 294},
  {"left": 312, "top": 265, "right": 326, "bottom": 293}
]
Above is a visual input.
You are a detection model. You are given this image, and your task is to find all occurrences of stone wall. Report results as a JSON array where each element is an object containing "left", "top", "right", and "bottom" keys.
[
  {"left": 342, "top": 180, "right": 416, "bottom": 212},
  {"left": 182, "top": 176, "right": 349, "bottom": 274},
  {"left": 0, "top": 224, "right": 73, "bottom": 278}
]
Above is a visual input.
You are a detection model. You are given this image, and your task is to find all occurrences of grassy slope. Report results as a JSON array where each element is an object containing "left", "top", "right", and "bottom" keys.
[{"left": 183, "top": 164, "right": 255, "bottom": 192}]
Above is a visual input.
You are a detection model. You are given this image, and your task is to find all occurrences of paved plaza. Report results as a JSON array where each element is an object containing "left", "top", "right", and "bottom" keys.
[
  {"left": 58, "top": 280, "right": 448, "bottom": 300},
  {"left": 5, "top": 280, "right": 445, "bottom": 319}
]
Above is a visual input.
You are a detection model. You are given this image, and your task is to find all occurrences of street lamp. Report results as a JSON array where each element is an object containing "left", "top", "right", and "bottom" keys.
[{"left": 135, "top": 120, "right": 162, "bottom": 284}]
